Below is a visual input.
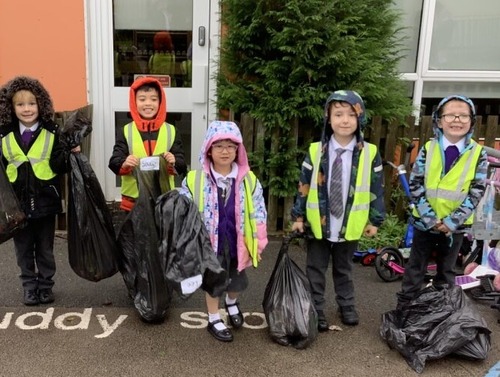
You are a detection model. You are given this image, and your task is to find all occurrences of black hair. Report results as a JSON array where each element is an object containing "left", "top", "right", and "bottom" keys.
[{"left": 135, "top": 83, "right": 160, "bottom": 96}]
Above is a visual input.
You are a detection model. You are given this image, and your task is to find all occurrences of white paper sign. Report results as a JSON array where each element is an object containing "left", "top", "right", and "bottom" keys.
[
  {"left": 140, "top": 156, "right": 160, "bottom": 171},
  {"left": 180, "top": 274, "right": 203, "bottom": 295}
]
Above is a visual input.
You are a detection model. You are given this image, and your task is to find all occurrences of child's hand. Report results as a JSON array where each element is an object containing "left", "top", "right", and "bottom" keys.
[
  {"left": 163, "top": 152, "right": 176, "bottom": 165},
  {"left": 435, "top": 221, "right": 452, "bottom": 236},
  {"left": 363, "top": 224, "right": 378, "bottom": 237},
  {"left": 291, "top": 221, "right": 304, "bottom": 233},
  {"left": 71, "top": 146, "right": 81, "bottom": 153},
  {"left": 122, "top": 155, "right": 139, "bottom": 169}
]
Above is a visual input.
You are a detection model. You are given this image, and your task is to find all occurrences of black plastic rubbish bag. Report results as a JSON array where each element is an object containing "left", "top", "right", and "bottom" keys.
[
  {"left": 156, "top": 190, "right": 227, "bottom": 299},
  {"left": 0, "top": 159, "right": 26, "bottom": 244},
  {"left": 262, "top": 233, "right": 318, "bottom": 349},
  {"left": 59, "top": 109, "right": 119, "bottom": 282},
  {"left": 380, "top": 285, "right": 491, "bottom": 373},
  {"left": 67, "top": 152, "right": 119, "bottom": 281},
  {"left": 117, "top": 162, "right": 172, "bottom": 322}
]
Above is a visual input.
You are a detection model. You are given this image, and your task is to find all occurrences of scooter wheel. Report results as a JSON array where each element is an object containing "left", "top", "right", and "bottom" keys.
[
  {"left": 375, "top": 247, "right": 404, "bottom": 282},
  {"left": 361, "top": 253, "right": 376, "bottom": 266}
]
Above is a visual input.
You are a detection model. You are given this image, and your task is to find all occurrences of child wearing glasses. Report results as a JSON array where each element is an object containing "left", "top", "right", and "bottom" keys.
[
  {"left": 396, "top": 95, "right": 488, "bottom": 309},
  {"left": 179, "top": 120, "right": 268, "bottom": 342}
]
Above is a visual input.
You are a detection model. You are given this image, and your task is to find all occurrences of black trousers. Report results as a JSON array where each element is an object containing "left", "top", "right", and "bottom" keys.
[
  {"left": 397, "top": 228, "right": 463, "bottom": 305},
  {"left": 13, "top": 215, "right": 56, "bottom": 291},
  {"left": 306, "top": 238, "right": 358, "bottom": 312}
]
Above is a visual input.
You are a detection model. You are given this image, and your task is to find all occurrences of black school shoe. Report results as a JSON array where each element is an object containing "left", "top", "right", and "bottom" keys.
[
  {"left": 23, "top": 290, "right": 39, "bottom": 306},
  {"left": 225, "top": 302, "right": 244, "bottom": 329},
  {"left": 338, "top": 306, "right": 359, "bottom": 326},
  {"left": 317, "top": 311, "right": 329, "bottom": 332},
  {"left": 39, "top": 288, "right": 55, "bottom": 304},
  {"left": 207, "top": 319, "right": 233, "bottom": 342}
]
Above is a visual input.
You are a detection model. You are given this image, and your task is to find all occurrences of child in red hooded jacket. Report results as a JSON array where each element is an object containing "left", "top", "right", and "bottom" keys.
[{"left": 108, "top": 77, "right": 187, "bottom": 211}]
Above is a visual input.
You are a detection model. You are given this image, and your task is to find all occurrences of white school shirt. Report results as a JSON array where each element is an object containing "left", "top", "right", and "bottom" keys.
[
  {"left": 210, "top": 162, "right": 238, "bottom": 202},
  {"left": 19, "top": 121, "right": 39, "bottom": 135},
  {"left": 327, "top": 136, "right": 356, "bottom": 242},
  {"left": 442, "top": 136, "right": 465, "bottom": 154}
]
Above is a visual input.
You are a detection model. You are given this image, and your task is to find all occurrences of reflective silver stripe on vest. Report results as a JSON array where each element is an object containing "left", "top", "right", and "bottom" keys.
[
  {"left": 126, "top": 123, "right": 134, "bottom": 150},
  {"left": 192, "top": 171, "right": 203, "bottom": 213},
  {"left": 425, "top": 140, "right": 476, "bottom": 202},
  {"left": 3, "top": 136, "right": 23, "bottom": 168},
  {"left": 4, "top": 131, "right": 52, "bottom": 167},
  {"left": 126, "top": 123, "right": 173, "bottom": 154},
  {"left": 166, "top": 125, "right": 172, "bottom": 149},
  {"left": 350, "top": 142, "right": 371, "bottom": 212},
  {"left": 28, "top": 130, "right": 52, "bottom": 164},
  {"left": 244, "top": 174, "right": 257, "bottom": 219},
  {"left": 306, "top": 143, "right": 322, "bottom": 211}
]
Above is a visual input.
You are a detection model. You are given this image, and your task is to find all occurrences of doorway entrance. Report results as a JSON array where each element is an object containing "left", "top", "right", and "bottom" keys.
[{"left": 87, "top": 0, "right": 218, "bottom": 200}]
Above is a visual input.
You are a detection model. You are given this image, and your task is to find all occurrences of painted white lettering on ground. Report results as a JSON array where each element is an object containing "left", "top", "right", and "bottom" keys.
[
  {"left": 0, "top": 308, "right": 127, "bottom": 338},
  {"left": 242, "top": 312, "right": 267, "bottom": 330},
  {"left": 53, "top": 309, "right": 92, "bottom": 330},
  {"left": 95, "top": 314, "right": 128, "bottom": 338},
  {"left": 16, "top": 308, "right": 54, "bottom": 330},
  {"left": 180, "top": 311, "right": 268, "bottom": 330},
  {"left": 0, "top": 312, "right": 14, "bottom": 329}
]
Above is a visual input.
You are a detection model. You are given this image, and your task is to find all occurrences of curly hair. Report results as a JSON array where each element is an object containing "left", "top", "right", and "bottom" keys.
[{"left": 0, "top": 76, "right": 54, "bottom": 126}]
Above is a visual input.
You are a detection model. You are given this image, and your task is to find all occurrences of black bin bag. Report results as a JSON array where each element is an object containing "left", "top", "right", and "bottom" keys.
[
  {"left": 156, "top": 190, "right": 227, "bottom": 300},
  {"left": 0, "top": 159, "right": 26, "bottom": 244},
  {"left": 262, "top": 233, "right": 318, "bottom": 349},
  {"left": 60, "top": 109, "right": 119, "bottom": 282},
  {"left": 380, "top": 285, "right": 491, "bottom": 374},
  {"left": 117, "top": 161, "right": 172, "bottom": 322}
]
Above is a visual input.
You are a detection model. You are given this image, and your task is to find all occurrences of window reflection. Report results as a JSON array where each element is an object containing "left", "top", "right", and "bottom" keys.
[
  {"left": 113, "top": 0, "right": 193, "bottom": 87},
  {"left": 429, "top": 0, "right": 500, "bottom": 70}
]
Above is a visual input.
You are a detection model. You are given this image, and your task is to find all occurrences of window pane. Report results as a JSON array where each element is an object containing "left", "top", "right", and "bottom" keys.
[
  {"left": 429, "top": 0, "right": 500, "bottom": 70},
  {"left": 113, "top": 0, "right": 193, "bottom": 87},
  {"left": 393, "top": 0, "right": 423, "bottom": 73}
]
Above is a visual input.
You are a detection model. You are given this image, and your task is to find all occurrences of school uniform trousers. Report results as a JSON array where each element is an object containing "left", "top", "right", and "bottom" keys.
[
  {"left": 397, "top": 228, "right": 463, "bottom": 304},
  {"left": 306, "top": 238, "right": 358, "bottom": 312},
  {"left": 13, "top": 215, "right": 57, "bottom": 291}
]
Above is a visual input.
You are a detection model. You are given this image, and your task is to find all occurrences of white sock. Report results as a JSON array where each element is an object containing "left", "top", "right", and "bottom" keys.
[
  {"left": 208, "top": 312, "right": 226, "bottom": 331},
  {"left": 225, "top": 296, "right": 239, "bottom": 316}
]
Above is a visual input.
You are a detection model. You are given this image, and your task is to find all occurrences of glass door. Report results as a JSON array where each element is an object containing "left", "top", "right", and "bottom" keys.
[{"left": 87, "top": 0, "right": 212, "bottom": 201}]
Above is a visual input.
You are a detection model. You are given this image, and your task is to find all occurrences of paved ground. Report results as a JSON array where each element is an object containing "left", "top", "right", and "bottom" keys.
[{"left": 0, "top": 233, "right": 499, "bottom": 377}]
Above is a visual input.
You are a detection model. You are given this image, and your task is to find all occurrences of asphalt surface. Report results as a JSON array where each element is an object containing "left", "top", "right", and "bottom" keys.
[{"left": 0, "top": 232, "right": 499, "bottom": 377}]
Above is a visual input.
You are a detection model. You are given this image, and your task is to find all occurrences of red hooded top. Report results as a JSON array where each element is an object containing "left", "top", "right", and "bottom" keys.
[{"left": 108, "top": 76, "right": 187, "bottom": 211}]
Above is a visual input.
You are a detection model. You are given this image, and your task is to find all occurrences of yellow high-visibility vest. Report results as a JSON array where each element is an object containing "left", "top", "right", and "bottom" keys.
[
  {"left": 186, "top": 170, "right": 260, "bottom": 267},
  {"left": 306, "top": 141, "right": 376, "bottom": 240},
  {"left": 2, "top": 129, "right": 57, "bottom": 182},
  {"left": 413, "top": 139, "right": 482, "bottom": 224},
  {"left": 122, "top": 122, "right": 175, "bottom": 198}
]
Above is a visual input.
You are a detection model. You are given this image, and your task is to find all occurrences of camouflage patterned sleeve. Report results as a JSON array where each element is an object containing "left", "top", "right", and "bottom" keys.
[
  {"left": 442, "top": 148, "right": 487, "bottom": 231},
  {"left": 291, "top": 150, "right": 314, "bottom": 221},
  {"left": 410, "top": 145, "right": 439, "bottom": 230},
  {"left": 368, "top": 151, "right": 386, "bottom": 227}
]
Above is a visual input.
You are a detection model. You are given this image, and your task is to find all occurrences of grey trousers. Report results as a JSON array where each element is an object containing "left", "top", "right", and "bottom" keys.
[
  {"left": 13, "top": 215, "right": 56, "bottom": 291},
  {"left": 306, "top": 238, "right": 358, "bottom": 312},
  {"left": 397, "top": 228, "right": 463, "bottom": 306}
]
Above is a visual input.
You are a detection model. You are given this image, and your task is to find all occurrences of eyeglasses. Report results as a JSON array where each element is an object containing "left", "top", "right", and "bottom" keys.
[
  {"left": 212, "top": 144, "right": 238, "bottom": 152},
  {"left": 440, "top": 114, "right": 472, "bottom": 124}
]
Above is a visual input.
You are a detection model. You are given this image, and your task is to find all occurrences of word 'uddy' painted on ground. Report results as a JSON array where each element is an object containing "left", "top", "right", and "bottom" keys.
[{"left": 0, "top": 308, "right": 127, "bottom": 338}]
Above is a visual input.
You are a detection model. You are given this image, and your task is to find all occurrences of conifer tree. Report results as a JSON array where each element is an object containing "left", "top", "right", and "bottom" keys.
[{"left": 217, "top": 0, "right": 413, "bottom": 198}]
